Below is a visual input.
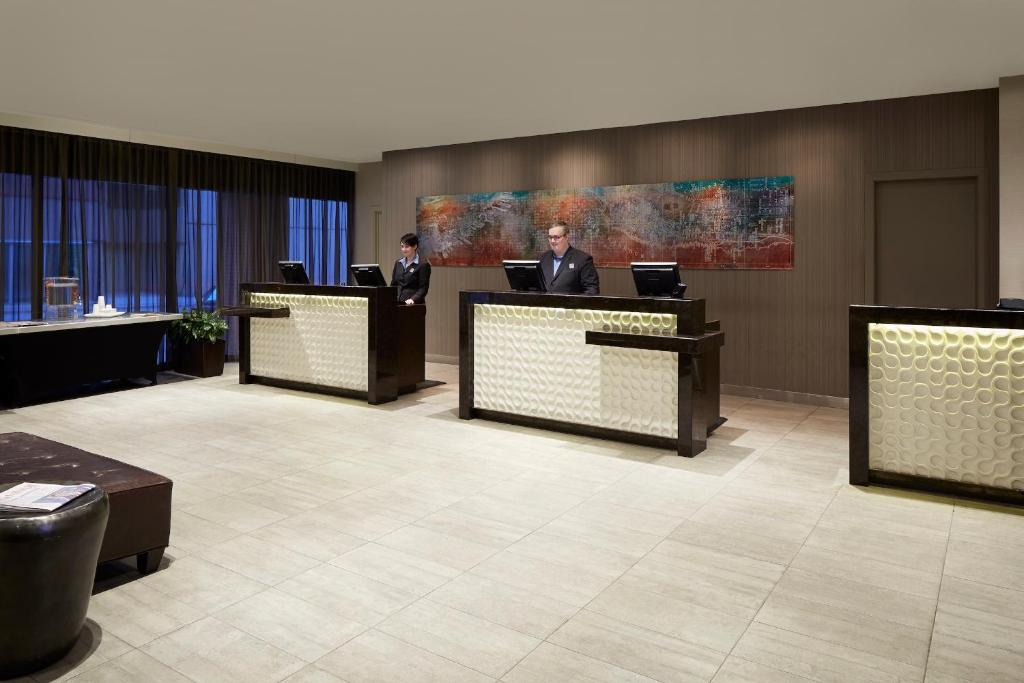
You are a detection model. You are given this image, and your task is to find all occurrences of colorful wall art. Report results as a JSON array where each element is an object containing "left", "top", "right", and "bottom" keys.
[{"left": 416, "top": 176, "right": 794, "bottom": 268}]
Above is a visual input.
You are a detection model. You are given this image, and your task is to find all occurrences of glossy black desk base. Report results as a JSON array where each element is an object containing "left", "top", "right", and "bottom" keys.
[{"left": 0, "top": 318, "right": 173, "bottom": 407}]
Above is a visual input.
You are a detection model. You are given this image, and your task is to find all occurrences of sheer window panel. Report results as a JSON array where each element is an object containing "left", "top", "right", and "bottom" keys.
[
  {"left": 0, "top": 173, "right": 33, "bottom": 321},
  {"left": 52, "top": 178, "right": 167, "bottom": 314},
  {"left": 176, "top": 189, "right": 218, "bottom": 312},
  {"left": 288, "top": 197, "right": 348, "bottom": 285}
]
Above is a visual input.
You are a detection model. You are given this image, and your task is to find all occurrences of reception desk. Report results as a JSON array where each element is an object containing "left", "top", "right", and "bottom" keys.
[
  {"left": 0, "top": 313, "right": 180, "bottom": 407},
  {"left": 850, "top": 305, "right": 1024, "bottom": 505},
  {"left": 459, "top": 291, "right": 725, "bottom": 457},
  {"left": 237, "top": 283, "right": 425, "bottom": 404}
]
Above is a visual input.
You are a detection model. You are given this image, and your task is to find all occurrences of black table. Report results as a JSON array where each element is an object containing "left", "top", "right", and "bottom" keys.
[{"left": 0, "top": 313, "right": 180, "bottom": 406}]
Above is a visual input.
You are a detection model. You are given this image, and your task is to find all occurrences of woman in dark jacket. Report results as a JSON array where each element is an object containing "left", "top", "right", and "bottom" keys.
[{"left": 391, "top": 233, "right": 431, "bottom": 304}]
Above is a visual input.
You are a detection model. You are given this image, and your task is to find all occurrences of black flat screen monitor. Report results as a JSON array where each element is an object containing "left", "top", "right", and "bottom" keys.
[
  {"left": 279, "top": 260, "right": 310, "bottom": 285},
  {"left": 503, "top": 260, "right": 544, "bottom": 292},
  {"left": 631, "top": 262, "right": 686, "bottom": 297},
  {"left": 349, "top": 263, "right": 388, "bottom": 287}
]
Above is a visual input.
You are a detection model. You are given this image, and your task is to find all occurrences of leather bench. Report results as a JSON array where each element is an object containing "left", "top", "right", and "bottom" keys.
[{"left": 0, "top": 432, "right": 172, "bottom": 573}]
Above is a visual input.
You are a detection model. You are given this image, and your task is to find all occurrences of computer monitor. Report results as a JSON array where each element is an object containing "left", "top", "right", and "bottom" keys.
[
  {"left": 349, "top": 263, "right": 388, "bottom": 287},
  {"left": 503, "top": 260, "right": 544, "bottom": 292},
  {"left": 278, "top": 261, "right": 310, "bottom": 285},
  {"left": 631, "top": 262, "right": 686, "bottom": 297}
]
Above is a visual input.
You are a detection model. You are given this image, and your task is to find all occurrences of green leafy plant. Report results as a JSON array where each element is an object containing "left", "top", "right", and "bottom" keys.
[{"left": 170, "top": 308, "right": 228, "bottom": 345}]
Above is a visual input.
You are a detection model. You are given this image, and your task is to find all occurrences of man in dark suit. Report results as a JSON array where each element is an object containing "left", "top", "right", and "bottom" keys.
[
  {"left": 539, "top": 222, "right": 600, "bottom": 294},
  {"left": 391, "top": 233, "right": 431, "bottom": 304}
]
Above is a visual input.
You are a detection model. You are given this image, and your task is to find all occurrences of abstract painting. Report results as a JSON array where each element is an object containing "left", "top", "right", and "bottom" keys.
[{"left": 417, "top": 176, "right": 794, "bottom": 268}]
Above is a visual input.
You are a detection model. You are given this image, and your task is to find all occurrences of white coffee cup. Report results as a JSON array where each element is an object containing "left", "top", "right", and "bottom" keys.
[
  {"left": 91, "top": 303, "right": 100, "bottom": 314},
  {"left": 97, "top": 295, "right": 105, "bottom": 308}
]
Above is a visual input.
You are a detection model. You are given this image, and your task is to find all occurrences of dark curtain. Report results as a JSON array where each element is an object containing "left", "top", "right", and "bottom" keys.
[
  {"left": 175, "top": 151, "right": 354, "bottom": 355},
  {"left": 0, "top": 129, "right": 59, "bottom": 320},
  {"left": 0, "top": 171, "right": 33, "bottom": 320},
  {"left": 60, "top": 140, "right": 170, "bottom": 315},
  {"left": 0, "top": 125, "right": 355, "bottom": 361}
]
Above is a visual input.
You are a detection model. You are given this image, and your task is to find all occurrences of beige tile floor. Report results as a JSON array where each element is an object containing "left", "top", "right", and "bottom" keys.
[{"left": 2, "top": 363, "right": 1023, "bottom": 682}]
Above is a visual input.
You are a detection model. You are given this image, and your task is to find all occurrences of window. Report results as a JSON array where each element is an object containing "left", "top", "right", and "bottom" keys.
[
  {"left": 288, "top": 198, "right": 348, "bottom": 285},
  {"left": 47, "top": 178, "right": 167, "bottom": 313},
  {"left": 177, "top": 189, "right": 218, "bottom": 311},
  {"left": 0, "top": 173, "right": 33, "bottom": 320}
]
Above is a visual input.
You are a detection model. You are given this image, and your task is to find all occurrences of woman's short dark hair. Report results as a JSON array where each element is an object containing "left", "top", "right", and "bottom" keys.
[{"left": 400, "top": 233, "right": 419, "bottom": 248}]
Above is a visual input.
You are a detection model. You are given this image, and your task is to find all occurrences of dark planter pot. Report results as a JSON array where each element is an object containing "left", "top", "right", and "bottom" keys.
[{"left": 175, "top": 340, "right": 225, "bottom": 378}]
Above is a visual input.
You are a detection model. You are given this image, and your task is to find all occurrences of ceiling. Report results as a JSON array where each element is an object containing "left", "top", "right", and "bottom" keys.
[{"left": 0, "top": 0, "right": 1022, "bottom": 164}]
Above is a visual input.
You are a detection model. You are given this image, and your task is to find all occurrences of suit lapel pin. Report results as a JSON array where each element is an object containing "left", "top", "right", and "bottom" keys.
[{"left": 569, "top": 263, "right": 575, "bottom": 269}]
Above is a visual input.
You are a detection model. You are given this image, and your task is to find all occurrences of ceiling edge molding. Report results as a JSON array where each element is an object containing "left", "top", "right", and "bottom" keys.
[{"left": 0, "top": 110, "right": 360, "bottom": 172}]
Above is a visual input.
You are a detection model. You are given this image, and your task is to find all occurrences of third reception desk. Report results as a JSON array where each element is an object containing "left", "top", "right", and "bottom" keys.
[
  {"left": 235, "top": 283, "right": 424, "bottom": 405},
  {"left": 459, "top": 291, "right": 725, "bottom": 457}
]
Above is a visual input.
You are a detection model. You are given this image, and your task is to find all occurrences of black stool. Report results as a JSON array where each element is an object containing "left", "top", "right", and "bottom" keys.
[{"left": 0, "top": 482, "right": 108, "bottom": 679}]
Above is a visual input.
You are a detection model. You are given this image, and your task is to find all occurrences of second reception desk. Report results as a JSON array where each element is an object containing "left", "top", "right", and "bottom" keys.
[
  {"left": 237, "top": 283, "right": 424, "bottom": 404},
  {"left": 459, "top": 291, "right": 725, "bottom": 457}
]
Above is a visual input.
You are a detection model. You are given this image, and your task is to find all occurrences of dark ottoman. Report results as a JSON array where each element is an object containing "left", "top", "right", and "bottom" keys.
[
  {"left": 0, "top": 432, "right": 172, "bottom": 573},
  {"left": 0, "top": 483, "right": 109, "bottom": 678}
]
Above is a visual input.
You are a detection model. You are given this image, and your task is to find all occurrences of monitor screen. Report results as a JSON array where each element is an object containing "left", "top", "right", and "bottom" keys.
[
  {"left": 278, "top": 261, "right": 310, "bottom": 285},
  {"left": 630, "top": 262, "right": 686, "bottom": 298},
  {"left": 503, "top": 260, "right": 544, "bottom": 292},
  {"left": 349, "top": 263, "right": 388, "bottom": 287}
]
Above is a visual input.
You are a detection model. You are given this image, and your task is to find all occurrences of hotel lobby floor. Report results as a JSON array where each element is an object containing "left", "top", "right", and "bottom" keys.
[{"left": 1, "top": 363, "right": 1022, "bottom": 682}]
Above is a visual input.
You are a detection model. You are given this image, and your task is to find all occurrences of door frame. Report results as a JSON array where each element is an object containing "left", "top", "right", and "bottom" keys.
[{"left": 864, "top": 168, "right": 991, "bottom": 307}]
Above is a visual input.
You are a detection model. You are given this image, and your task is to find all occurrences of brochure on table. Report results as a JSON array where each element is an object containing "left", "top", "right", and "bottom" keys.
[{"left": 0, "top": 482, "right": 96, "bottom": 511}]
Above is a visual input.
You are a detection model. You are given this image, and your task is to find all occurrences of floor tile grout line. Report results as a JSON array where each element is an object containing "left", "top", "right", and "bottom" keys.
[
  {"left": 707, "top": 474, "right": 844, "bottom": 680},
  {"left": 716, "top": 442, "right": 956, "bottom": 679},
  {"left": 714, "top": 654, "right": 820, "bottom": 682},
  {"left": 505, "top": 432, "right": 793, "bottom": 680},
  {"left": 34, "top": 368, "right": 1007, "bottom": 683},
  {"left": 379, "top": 455, "right": 647, "bottom": 651},
  {"left": 922, "top": 504, "right": 955, "bottom": 681},
  {"left": 318, "top": 624, "right": 501, "bottom": 681},
  {"left": 368, "top": 447, "right": 700, "bottom": 680},
  {"left": 81, "top": 378, "right": 796, "bottom": 682},
  {"left": 135, "top": 613, "right": 308, "bottom": 683}
]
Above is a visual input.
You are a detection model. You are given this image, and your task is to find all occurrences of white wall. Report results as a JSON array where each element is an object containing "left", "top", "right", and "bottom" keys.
[{"left": 1000, "top": 75, "right": 1024, "bottom": 297}]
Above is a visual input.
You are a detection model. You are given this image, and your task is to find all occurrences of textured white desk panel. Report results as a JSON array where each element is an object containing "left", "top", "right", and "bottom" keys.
[
  {"left": 868, "top": 322, "right": 1024, "bottom": 491},
  {"left": 473, "top": 304, "right": 678, "bottom": 438},
  {"left": 249, "top": 293, "right": 368, "bottom": 392}
]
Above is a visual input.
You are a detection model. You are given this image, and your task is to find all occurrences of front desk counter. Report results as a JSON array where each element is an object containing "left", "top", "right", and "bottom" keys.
[
  {"left": 459, "top": 291, "right": 725, "bottom": 457},
  {"left": 236, "top": 283, "right": 425, "bottom": 405},
  {"left": 850, "top": 304, "right": 1024, "bottom": 506},
  {"left": 0, "top": 313, "right": 181, "bottom": 407}
]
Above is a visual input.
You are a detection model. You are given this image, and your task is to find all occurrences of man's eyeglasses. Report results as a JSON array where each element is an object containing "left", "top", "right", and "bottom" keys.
[{"left": 547, "top": 235, "right": 565, "bottom": 241}]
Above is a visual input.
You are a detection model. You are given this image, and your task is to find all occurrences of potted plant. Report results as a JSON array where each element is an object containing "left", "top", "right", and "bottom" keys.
[{"left": 170, "top": 308, "right": 228, "bottom": 377}]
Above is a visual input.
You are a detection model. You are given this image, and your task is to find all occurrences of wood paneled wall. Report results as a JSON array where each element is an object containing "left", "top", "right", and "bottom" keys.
[
  {"left": 353, "top": 161, "right": 383, "bottom": 265},
  {"left": 379, "top": 90, "right": 998, "bottom": 398}
]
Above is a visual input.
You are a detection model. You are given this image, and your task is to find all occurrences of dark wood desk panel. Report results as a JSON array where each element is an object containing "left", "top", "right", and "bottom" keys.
[{"left": 397, "top": 304, "right": 426, "bottom": 394}]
